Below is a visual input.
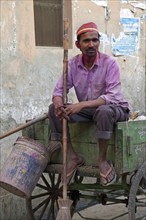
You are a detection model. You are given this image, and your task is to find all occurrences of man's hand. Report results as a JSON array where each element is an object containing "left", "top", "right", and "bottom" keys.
[
  {"left": 53, "top": 97, "right": 85, "bottom": 120},
  {"left": 53, "top": 96, "right": 70, "bottom": 120},
  {"left": 64, "top": 103, "right": 84, "bottom": 116},
  {"left": 53, "top": 96, "right": 63, "bottom": 117},
  {"left": 56, "top": 103, "right": 83, "bottom": 120}
]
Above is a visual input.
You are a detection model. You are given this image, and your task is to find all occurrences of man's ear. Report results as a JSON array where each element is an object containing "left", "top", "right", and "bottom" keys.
[{"left": 75, "top": 41, "right": 80, "bottom": 49}]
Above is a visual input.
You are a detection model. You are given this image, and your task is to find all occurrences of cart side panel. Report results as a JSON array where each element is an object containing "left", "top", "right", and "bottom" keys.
[
  {"left": 48, "top": 122, "right": 115, "bottom": 166},
  {"left": 22, "top": 119, "right": 146, "bottom": 173},
  {"left": 117, "top": 120, "right": 146, "bottom": 173},
  {"left": 22, "top": 120, "right": 115, "bottom": 166},
  {"left": 22, "top": 118, "right": 50, "bottom": 146},
  {"left": 114, "top": 128, "right": 123, "bottom": 176},
  {"left": 68, "top": 122, "right": 115, "bottom": 166}
]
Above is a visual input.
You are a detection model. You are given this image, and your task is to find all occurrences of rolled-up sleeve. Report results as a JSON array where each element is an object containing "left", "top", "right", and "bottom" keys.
[{"left": 99, "top": 60, "right": 123, "bottom": 105}]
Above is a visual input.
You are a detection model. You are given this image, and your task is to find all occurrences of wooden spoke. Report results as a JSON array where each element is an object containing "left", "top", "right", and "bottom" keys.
[
  {"left": 32, "top": 196, "right": 51, "bottom": 213},
  {"left": 56, "top": 174, "right": 61, "bottom": 188},
  {"left": 36, "top": 183, "right": 49, "bottom": 191},
  {"left": 31, "top": 192, "right": 50, "bottom": 200},
  {"left": 49, "top": 173, "right": 55, "bottom": 187},
  {"left": 41, "top": 173, "right": 51, "bottom": 188},
  {"left": 47, "top": 199, "right": 56, "bottom": 219},
  {"left": 38, "top": 198, "right": 50, "bottom": 220},
  {"left": 26, "top": 171, "right": 77, "bottom": 220}
]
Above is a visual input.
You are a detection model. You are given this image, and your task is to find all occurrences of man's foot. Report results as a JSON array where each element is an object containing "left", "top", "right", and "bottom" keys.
[
  {"left": 98, "top": 160, "right": 117, "bottom": 186},
  {"left": 62, "top": 155, "right": 84, "bottom": 184}
]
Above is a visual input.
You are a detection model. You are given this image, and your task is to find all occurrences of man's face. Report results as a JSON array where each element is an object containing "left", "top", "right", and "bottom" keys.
[{"left": 77, "top": 31, "right": 100, "bottom": 57}]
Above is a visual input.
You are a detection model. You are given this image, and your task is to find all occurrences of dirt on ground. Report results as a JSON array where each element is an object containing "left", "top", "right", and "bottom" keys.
[{"left": 72, "top": 202, "right": 130, "bottom": 220}]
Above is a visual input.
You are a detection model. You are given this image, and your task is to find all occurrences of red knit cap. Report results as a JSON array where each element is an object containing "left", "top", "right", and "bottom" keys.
[{"left": 77, "top": 22, "right": 99, "bottom": 37}]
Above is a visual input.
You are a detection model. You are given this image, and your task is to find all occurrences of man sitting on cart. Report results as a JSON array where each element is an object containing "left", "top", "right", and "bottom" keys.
[{"left": 48, "top": 22, "right": 130, "bottom": 186}]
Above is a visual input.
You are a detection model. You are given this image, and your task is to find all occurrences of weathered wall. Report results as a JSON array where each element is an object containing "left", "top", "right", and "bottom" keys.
[{"left": 0, "top": 0, "right": 145, "bottom": 219}]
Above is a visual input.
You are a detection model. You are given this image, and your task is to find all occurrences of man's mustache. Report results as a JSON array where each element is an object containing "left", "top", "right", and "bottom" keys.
[{"left": 86, "top": 48, "right": 96, "bottom": 52}]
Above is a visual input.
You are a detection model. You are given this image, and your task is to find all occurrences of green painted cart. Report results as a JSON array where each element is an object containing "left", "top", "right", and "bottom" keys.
[{"left": 22, "top": 119, "right": 146, "bottom": 220}]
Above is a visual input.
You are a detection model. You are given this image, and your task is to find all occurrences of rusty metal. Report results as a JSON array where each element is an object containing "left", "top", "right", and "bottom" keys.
[{"left": 0, "top": 136, "right": 49, "bottom": 198}]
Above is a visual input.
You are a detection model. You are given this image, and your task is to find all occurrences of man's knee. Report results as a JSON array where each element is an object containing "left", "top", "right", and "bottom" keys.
[
  {"left": 94, "top": 105, "right": 114, "bottom": 120},
  {"left": 93, "top": 105, "right": 115, "bottom": 135},
  {"left": 48, "top": 103, "right": 55, "bottom": 119},
  {"left": 48, "top": 103, "right": 55, "bottom": 117}
]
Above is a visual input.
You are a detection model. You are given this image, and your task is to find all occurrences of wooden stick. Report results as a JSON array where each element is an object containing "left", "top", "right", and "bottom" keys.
[
  {"left": 62, "top": 18, "right": 69, "bottom": 200},
  {"left": 0, "top": 113, "right": 48, "bottom": 140}
]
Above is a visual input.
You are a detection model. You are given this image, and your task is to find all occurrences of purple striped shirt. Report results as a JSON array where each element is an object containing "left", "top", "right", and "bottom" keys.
[{"left": 53, "top": 52, "right": 129, "bottom": 108}]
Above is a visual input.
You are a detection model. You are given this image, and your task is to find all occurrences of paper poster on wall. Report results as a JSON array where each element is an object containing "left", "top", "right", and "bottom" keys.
[
  {"left": 142, "top": 14, "right": 146, "bottom": 20},
  {"left": 100, "top": 32, "right": 110, "bottom": 53},
  {"left": 130, "top": 2, "right": 146, "bottom": 10},
  {"left": 120, "top": 9, "right": 134, "bottom": 18},
  {"left": 112, "top": 17, "right": 140, "bottom": 56},
  {"left": 121, "top": 0, "right": 146, "bottom": 8},
  {"left": 91, "top": 0, "right": 108, "bottom": 7},
  {"left": 120, "top": 0, "right": 128, "bottom": 3}
]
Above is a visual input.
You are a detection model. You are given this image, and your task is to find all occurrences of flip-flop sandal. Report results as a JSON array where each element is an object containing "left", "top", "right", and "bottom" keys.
[
  {"left": 100, "top": 161, "right": 117, "bottom": 186},
  {"left": 61, "top": 156, "right": 85, "bottom": 184}
]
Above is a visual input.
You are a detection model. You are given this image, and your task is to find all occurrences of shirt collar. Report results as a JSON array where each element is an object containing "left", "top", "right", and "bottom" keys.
[{"left": 77, "top": 52, "right": 100, "bottom": 68}]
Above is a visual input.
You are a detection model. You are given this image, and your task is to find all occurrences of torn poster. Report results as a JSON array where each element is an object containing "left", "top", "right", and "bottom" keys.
[
  {"left": 112, "top": 17, "right": 140, "bottom": 56},
  {"left": 120, "top": 9, "right": 134, "bottom": 18},
  {"left": 141, "top": 14, "right": 146, "bottom": 19},
  {"left": 91, "top": 0, "right": 108, "bottom": 7},
  {"left": 130, "top": 2, "right": 146, "bottom": 10},
  {"left": 100, "top": 32, "right": 110, "bottom": 53},
  {"left": 120, "top": 0, "right": 128, "bottom": 3}
]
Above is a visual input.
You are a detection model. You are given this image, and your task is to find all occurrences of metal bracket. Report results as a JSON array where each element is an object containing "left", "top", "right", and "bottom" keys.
[{"left": 126, "top": 136, "right": 132, "bottom": 156}]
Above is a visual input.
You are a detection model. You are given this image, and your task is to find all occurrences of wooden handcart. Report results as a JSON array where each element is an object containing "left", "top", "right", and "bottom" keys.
[{"left": 22, "top": 118, "right": 146, "bottom": 220}]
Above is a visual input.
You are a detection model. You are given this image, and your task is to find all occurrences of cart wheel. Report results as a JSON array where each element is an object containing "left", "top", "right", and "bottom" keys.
[
  {"left": 26, "top": 172, "right": 77, "bottom": 220},
  {"left": 128, "top": 161, "right": 146, "bottom": 220}
]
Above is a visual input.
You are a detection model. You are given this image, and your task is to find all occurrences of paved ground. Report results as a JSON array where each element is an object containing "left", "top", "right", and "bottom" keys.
[
  {"left": 0, "top": 174, "right": 145, "bottom": 220},
  {"left": 72, "top": 197, "right": 146, "bottom": 220},
  {"left": 70, "top": 177, "right": 131, "bottom": 220},
  {"left": 72, "top": 202, "right": 130, "bottom": 220}
]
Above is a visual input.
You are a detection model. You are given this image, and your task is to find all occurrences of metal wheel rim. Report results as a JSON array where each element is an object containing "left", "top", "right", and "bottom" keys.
[
  {"left": 26, "top": 171, "right": 78, "bottom": 220},
  {"left": 128, "top": 162, "right": 146, "bottom": 220},
  {"left": 26, "top": 172, "right": 62, "bottom": 220}
]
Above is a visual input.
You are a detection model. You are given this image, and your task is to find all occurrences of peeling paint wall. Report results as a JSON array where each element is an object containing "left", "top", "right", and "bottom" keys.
[
  {"left": 1, "top": 1, "right": 64, "bottom": 125},
  {"left": 73, "top": 0, "right": 146, "bottom": 112},
  {"left": 0, "top": 0, "right": 145, "bottom": 219},
  {"left": 1, "top": 0, "right": 145, "bottom": 128}
]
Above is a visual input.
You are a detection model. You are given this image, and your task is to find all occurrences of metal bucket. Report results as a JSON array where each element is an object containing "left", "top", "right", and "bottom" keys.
[{"left": 0, "top": 136, "right": 49, "bottom": 198}]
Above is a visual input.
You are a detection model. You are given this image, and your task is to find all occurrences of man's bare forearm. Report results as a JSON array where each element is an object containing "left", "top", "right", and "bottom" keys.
[
  {"left": 52, "top": 96, "right": 106, "bottom": 118},
  {"left": 80, "top": 97, "right": 106, "bottom": 109},
  {"left": 53, "top": 96, "right": 63, "bottom": 104}
]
